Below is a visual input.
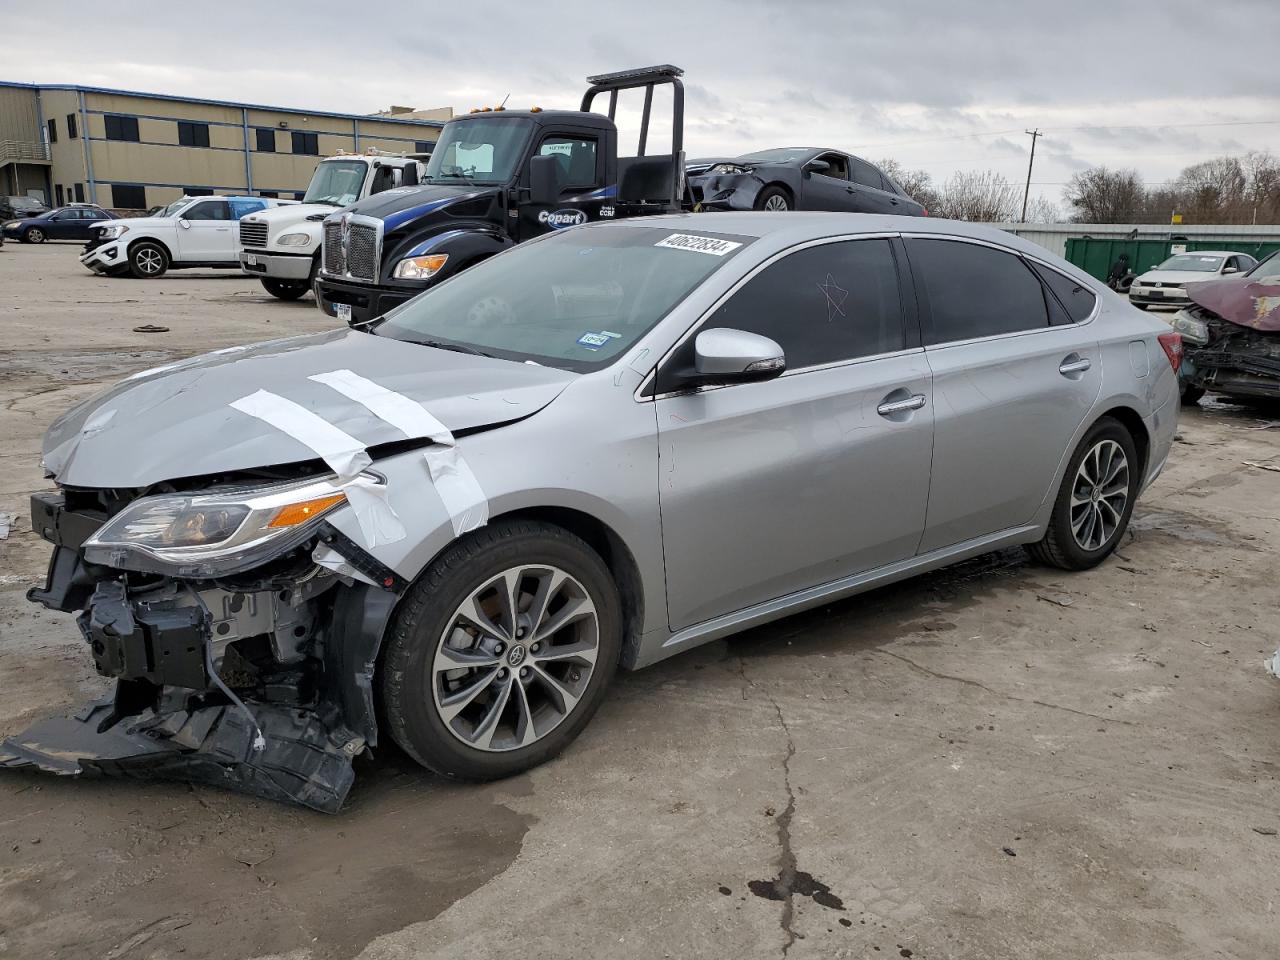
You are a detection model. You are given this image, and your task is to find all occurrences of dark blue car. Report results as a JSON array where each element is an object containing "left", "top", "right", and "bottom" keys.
[{"left": 2, "top": 204, "right": 117, "bottom": 243}]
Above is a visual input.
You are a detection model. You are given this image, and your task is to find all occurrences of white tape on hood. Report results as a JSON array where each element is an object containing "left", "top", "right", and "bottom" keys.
[
  {"left": 229, "top": 389, "right": 404, "bottom": 546},
  {"left": 309, "top": 369, "right": 489, "bottom": 536}
]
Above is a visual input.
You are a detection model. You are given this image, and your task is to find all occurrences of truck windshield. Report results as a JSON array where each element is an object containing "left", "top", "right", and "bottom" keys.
[
  {"left": 375, "top": 224, "right": 754, "bottom": 372},
  {"left": 303, "top": 160, "right": 369, "bottom": 206},
  {"left": 424, "top": 118, "right": 533, "bottom": 185}
]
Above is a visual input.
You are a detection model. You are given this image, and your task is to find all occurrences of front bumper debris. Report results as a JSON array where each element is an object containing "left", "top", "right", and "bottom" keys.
[
  {"left": 80, "top": 239, "right": 123, "bottom": 274},
  {"left": 2, "top": 491, "right": 399, "bottom": 812}
]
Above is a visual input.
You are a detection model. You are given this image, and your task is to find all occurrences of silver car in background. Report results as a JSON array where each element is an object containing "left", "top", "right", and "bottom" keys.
[{"left": 5, "top": 213, "right": 1181, "bottom": 810}]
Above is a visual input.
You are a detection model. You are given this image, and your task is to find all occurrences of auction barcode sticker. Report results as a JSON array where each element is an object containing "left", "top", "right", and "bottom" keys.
[{"left": 655, "top": 234, "right": 743, "bottom": 256}]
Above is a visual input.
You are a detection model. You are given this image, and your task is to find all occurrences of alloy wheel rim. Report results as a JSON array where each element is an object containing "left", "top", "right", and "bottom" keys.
[
  {"left": 1070, "top": 439, "right": 1129, "bottom": 551},
  {"left": 432, "top": 564, "right": 599, "bottom": 752},
  {"left": 764, "top": 195, "right": 789, "bottom": 211},
  {"left": 29, "top": 229, "right": 43, "bottom": 242},
  {"left": 137, "top": 249, "right": 162, "bottom": 274}
]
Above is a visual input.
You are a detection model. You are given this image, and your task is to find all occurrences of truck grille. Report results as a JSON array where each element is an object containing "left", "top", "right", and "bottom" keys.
[
  {"left": 239, "top": 220, "right": 268, "bottom": 248},
  {"left": 321, "top": 219, "right": 379, "bottom": 282}
]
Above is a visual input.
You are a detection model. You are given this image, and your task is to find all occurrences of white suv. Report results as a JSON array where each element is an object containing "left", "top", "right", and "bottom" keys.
[
  {"left": 82, "top": 195, "right": 294, "bottom": 279},
  {"left": 238, "top": 154, "right": 427, "bottom": 300}
]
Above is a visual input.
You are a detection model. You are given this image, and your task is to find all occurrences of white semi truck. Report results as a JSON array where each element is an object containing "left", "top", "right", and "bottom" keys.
[{"left": 237, "top": 151, "right": 428, "bottom": 300}]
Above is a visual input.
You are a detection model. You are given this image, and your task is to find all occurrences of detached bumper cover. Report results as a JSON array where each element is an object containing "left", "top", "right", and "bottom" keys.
[
  {"left": 0, "top": 697, "right": 362, "bottom": 814},
  {"left": 80, "top": 240, "right": 124, "bottom": 273}
]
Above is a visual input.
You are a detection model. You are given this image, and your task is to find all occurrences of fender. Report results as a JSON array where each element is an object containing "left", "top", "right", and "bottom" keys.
[{"left": 400, "top": 225, "right": 514, "bottom": 273}]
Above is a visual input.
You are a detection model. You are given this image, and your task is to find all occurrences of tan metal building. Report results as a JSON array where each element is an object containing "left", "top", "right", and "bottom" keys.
[{"left": 0, "top": 81, "right": 448, "bottom": 210}]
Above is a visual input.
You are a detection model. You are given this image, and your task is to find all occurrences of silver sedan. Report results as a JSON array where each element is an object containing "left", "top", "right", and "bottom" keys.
[{"left": 8, "top": 213, "right": 1181, "bottom": 809}]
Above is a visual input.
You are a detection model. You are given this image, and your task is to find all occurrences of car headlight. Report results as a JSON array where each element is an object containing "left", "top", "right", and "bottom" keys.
[
  {"left": 708, "top": 163, "right": 753, "bottom": 176},
  {"left": 277, "top": 232, "right": 310, "bottom": 246},
  {"left": 394, "top": 253, "right": 449, "bottom": 280},
  {"left": 82, "top": 475, "right": 353, "bottom": 577},
  {"left": 1170, "top": 310, "right": 1209, "bottom": 346},
  {"left": 97, "top": 223, "right": 129, "bottom": 239}
]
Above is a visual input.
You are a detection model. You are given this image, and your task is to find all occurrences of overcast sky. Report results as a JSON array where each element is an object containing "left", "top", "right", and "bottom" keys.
[{"left": 7, "top": 0, "right": 1280, "bottom": 211}]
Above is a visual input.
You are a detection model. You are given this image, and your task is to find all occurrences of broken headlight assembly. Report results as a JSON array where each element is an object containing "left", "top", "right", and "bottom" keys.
[
  {"left": 707, "top": 163, "right": 753, "bottom": 176},
  {"left": 95, "top": 223, "right": 129, "bottom": 239},
  {"left": 82, "top": 475, "right": 351, "bottom": 577}
]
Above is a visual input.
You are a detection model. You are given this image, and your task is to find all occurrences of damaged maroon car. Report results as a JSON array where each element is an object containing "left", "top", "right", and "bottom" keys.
[{"left": 1170, "top": 251, "right": 1280, "bottom": 404}]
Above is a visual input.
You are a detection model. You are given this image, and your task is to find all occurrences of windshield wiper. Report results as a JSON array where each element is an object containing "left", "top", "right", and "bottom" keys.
[{"left": 415, "top": 338, "right": 496, "bottom": 359}]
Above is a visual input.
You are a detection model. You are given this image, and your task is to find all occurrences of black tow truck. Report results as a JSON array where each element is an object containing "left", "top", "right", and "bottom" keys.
[{"left": 314, "top": 65, "right": 687, "bottom": 325}]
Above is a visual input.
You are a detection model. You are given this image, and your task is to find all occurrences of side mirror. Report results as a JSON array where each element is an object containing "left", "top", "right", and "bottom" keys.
[
  {"left": 178, "top": 218, "right": 190, "bottom": 229},
  {"left": 692, "top": 328, "right": 786, "bottom": 385},
  {"left": 804, "top": 159, "right": 831, "bottom": 177},
  {"left": 1222, "top": 266, "right": 1238, "bottom": 274},
  {"left": 529, "top": 154, "right": 561, "bottom": 206},
  {"left": 401, "top": 164, "right": 419, "bottom": 187}
]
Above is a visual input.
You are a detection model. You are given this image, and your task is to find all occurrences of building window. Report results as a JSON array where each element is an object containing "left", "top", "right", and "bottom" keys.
[
  {"left": 73, "top": 183, "right": 84, "bottom": 202},
  {"left": 184, "top": 187, "right": 214, "bottom": 196},
  {"left": 291, "top": 131, "right": 319, "bottom": 155},
  {"left": 258, "top": 191, "right": 278, "bottom": 199},
  {"left": 177, "top": 121, "right": 210, "bottom": 148},
  {"left": 415, "top": 140, "right": 433, "bottom": 154},
  {"left": 55, "top": 185, "right": 64, "bottom": 206},
  {"left": 67, "top": 114, "right": 77, "bottom": 139},
  {"left": 47, "top": 119, "right": 57, "bottom": 143},
  {"left": 110, "top": 183, "right": 147, "bottom": 209},
  {"left": 104, "top": 115, "right": 140, "bottom": 142},
  {"left": 293, "top": 192, "right": 305, "bottom": 201},
  {"left": 255, "top": 128, "right": 276, "bottom": 152}
]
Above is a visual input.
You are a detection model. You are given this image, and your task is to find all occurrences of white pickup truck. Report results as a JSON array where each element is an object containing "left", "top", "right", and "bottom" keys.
[
  {"left": 238, "top": 153, "right": 428, "bottom": 300},
  {"left": 82, "top": 196, "right": 295, "bottom": 278}
]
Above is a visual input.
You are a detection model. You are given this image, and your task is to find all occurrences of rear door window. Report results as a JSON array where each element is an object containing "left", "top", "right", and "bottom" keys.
[
  {"left": 1029, "top": 261, "right": 1097, "bottom": 324},
  {"left": 907, "top": 238, "right": 1050, "bottom": 344},
  {"left": 850, "top": 158, "right": 886, "bottom": 190},
  {"left": 699, "top": 239, "right": 907, "bottom": 369}
]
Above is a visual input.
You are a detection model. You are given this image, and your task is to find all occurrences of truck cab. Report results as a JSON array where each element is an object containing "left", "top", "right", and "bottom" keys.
[
  {"left": 315, "top": 65, "right": 685, "bottom": 325},
  {"left": 239, "top": 152, "right": 429, "bottom": 300}
]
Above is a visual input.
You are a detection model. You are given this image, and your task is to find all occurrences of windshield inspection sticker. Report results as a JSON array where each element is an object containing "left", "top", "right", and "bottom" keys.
[
  {"left": 577, "top": 330, "right": 620, "bottom": 350},
  {"left": 655, "top": 234, "right": 743, "bottom": 256}
]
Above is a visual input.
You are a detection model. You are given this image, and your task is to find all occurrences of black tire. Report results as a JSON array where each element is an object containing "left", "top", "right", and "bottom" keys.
[
  {"left": 261, "top": 277, "right": 309, "bottom": 301},
  {"left": 380, "top": 519, "right": 622, "bottom": 781},
  {"left": 755, "top": 186, "right": 793, "bottom": 212},
  {"left": 23, "top": 226, "right": 45, "bottom": 244},
  {"left": 1027, "top": 417, "right": 1140, "bottom": 571},
  {"left": 128, "top": 241, "right": 168, "bottom": 278},
  {"left": 1180, "top": 384, "right": 1205, "bottom": 405}
]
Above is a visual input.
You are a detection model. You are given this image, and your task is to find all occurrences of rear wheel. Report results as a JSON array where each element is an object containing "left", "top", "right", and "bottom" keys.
[
  {"left": 381, "top": 520, "right": 622, "bottom": 781},
  {"left": 261, "top": 277, "right": 309, "bottom": 301},
  {"left": 1180, "top": 384, "right": 1205, "bottom": 405},
  {"left": 23, "top": 227, "right": 45, "bottom": 244},
  {"left": 128, "top": 241, "right": 168, "bottom": 278},
  {"left": 1027, "top": 418, "right": 1139, "bottom": 570},
  {"left": 756, "top": 186, "right": 793, "bottom": 212}
]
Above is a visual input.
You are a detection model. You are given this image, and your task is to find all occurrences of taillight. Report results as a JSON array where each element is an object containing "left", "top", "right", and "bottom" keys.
[
  {"left": 921, "top": 207, "right": 929, "bottom": 217},
  {"left": 1158, "top": 331, "right": 1183, "bottom": 372}
]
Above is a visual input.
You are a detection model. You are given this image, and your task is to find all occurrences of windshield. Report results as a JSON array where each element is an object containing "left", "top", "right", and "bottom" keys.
[
  {"left": 303, "top": 159, "right": 369, "bottom": 206},
  {"left": 10, "top": 197, "right": 44, "bottom": 210},
  {"left": 157, "top": 198, "right": 191, "bottom": 218},
  {"left": 737, "top": 148, "right": 814, "bottom": 164},
  {"left": 1156, "top": 254, "right": 1223, "bottom": 273},
  {"left": 375, "top": 225, "right": 753, "bottom": 371},
  {"left": 1247, "top": 252, "right": 1280, "bottom": 281},
  {"left": 424, "top": 118, "right": 533, "bottom": 185}
]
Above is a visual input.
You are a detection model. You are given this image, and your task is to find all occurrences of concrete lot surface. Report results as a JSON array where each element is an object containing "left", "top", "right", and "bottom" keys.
[{"left": 1, "top": 242, "right": 1278, "bottom": 960}]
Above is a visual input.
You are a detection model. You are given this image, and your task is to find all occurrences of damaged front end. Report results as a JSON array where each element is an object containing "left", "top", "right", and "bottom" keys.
[
  {"left": 688, "top": 166, "right": 763, "bottom": 212},
  {"left": 1175, "top": 274, "right": 1280, "bottom": 400},
  {"left": 2, "top": 475, "right": 399, "bottom": 813}
]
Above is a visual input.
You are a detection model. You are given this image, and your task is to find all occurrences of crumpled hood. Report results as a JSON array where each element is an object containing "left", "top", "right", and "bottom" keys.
[
  {"left": 1134, "top": 269, "right": 1220, "bottom": 287},
  {"left": 1188, "top": 275, "right": 1280, "bottom": 333},
  {"left": 44, "top": 328, "right": 575, "bottom": 488}
]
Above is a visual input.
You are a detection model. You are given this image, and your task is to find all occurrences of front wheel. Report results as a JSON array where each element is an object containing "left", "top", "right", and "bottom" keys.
[
  {"left": 1027, "top": 418, "right": 1139, "bottom": 570},
  {"left": 380, "top": 520, "right": 622, "bottom": 781},
  {"left": 755, "top": 186, "right": 793, "bottom": 212},
  {"left": 261, "top": 277, "right": 309, "bottom": 301},
  {"left": 1180, "top": 383, "right": 1205, "bottom": 405},
  {"left": 128, "top": 241, "right": 168, "bottom": 278},
  {"left": 23, "top": 227, "right": 45, "bottom": 244}
]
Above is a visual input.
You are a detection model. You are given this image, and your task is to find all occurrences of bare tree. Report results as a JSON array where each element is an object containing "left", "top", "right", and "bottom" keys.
[
  {"left": 1023, "top": 195, "right": 1062, "bottom": 224},
  {"left": 877, "top": 158, "right": 939, "bottom": 211},
  {"left": 931, "top": 170, "right": 1019, "bottom": 222},
  {"left": 1174, "top": 156, "right": 1247, "bottom": 223},
  {"left": 1064, "top": 167, "right": 1145, "bottom": 223}
]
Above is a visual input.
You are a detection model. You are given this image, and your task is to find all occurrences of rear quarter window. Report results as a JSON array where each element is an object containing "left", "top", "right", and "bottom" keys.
[{"left": 1029, "top": 261, "right": 1097, "bottom": 324}]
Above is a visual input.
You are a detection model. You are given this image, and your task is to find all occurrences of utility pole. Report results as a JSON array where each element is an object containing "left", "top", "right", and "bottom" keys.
[{"left": 1021, "top": 128, "right": 1042, "bottom": 223}]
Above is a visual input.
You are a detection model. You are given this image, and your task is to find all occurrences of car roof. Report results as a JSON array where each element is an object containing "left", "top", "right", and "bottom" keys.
[{"left": 1158, "top": 250, "right": 1244, "bottom": 258}]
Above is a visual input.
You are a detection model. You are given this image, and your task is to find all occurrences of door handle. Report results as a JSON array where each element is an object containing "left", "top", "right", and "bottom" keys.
[
  {"left": 1059, "top": 356, "right": 1091, "bottom": 375},
  {"left": 877, "top": 393, "right": 927, "bottom": 416}
]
